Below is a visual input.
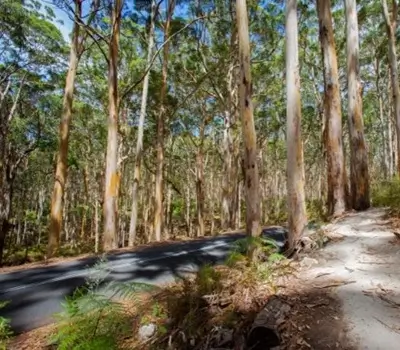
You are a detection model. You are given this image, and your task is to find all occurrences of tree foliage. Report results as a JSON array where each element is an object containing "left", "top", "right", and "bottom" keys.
[{"left": 0, "top": 0, "right": 396, "bottom": 265}]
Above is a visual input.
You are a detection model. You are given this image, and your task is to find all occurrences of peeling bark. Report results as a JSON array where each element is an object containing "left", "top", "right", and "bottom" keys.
[
  {"left": 236, "top": 0, "right": 261, "bottom": 240},
  {"left": 345, "top": 0, "right": 370, "bottom": 210},
  {"left": 317, "top": 0, "right": 346, "bottom": 217},
  {"left": 285, "top": 0, "right": 307, "bottom": 250},
  {"left": 103, "top": 0, "right": 122, "bottom": 251},
  {"left": 382, "top": 0, "right": 400, "bottom": 175}
]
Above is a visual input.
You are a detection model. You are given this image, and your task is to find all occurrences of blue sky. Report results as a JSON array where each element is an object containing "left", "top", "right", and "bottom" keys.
[
  {"left": 47, "top": 3, "right": 73, "bottom": 40},
  {"left": 44, "top": 0, "right": 190, "bottom": 43}
]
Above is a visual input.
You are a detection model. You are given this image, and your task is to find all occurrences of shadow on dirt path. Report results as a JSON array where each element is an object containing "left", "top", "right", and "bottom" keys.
[{"left": 299, "top": 208, "right": 400, "bottom": 350}]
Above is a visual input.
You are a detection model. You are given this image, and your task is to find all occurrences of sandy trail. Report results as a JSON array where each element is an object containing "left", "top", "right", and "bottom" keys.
[{"left": 306, "top": 208, "right": 400, "bottom": 349}]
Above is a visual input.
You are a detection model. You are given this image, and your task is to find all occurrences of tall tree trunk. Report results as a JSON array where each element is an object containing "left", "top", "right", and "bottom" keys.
[
  {"left": 154, "top": 0, "right": 175, "bottom": 241},
  {"left": 0, "top": 75, "right": 26, "bottom": 265},
  {"left": 317, "top": 0, "right": 346, "bottom": 217},
  {"left": 285, "top": 0, "right": 307, "bottom": 250},
  {"left": 236, "top": 0, "right": 261, "bottom": 239},
  {"left": 210, "top": 169, "right": 215, "bottom": 235},
  {"left": 222, "top": 9, "right": 238, "bottom": 231},
  {"left": 103, "top": 0, "right": 122, "bottom": 251},
  {"left": 94, "top": 200, "right": 99, "bottom": 253},
  {"left": 186, "top": 169, "right": 191, "bottom": 236},
  {"left": 47, "top": 2, "right": 81, "bottom": 258},
  {"left": 221, "top": 109, "right": 233, "bottom": 230},
  {"left": 345, "top": 0, "right": 370, "bottom": 210},
  {"left": 375, "top": 56, "right": 389, "bottom": 178},
  {"left": 196, "top": 121, "right": 205, "bottom": 237},
  {"left": 128, "top": 0, "right": 156, "bottom": 246},
  {"left": 382, "top": 0, "right": 400, "bottom": 175},
  {"left": 0, "top": 119, "right": 9, "bottom": 264},
  {"left": 388, "top": 98, "right": 394, "bottom": 176}
]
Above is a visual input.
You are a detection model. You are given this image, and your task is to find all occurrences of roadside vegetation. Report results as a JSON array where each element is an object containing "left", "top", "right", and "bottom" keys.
[
  {"left": 372, "top": 178, "right": 400, "bottom": 214},
  {"left": 47, "top": 238, "right": 289, "bottom": 350},
  {"left": 0, "top": 302, "right": 12, "bottom": 350}
]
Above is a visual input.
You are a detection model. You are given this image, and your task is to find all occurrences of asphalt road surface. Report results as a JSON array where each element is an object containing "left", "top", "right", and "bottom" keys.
[{"left": 0, "top": 227, "right": 287, "bottom": 334}]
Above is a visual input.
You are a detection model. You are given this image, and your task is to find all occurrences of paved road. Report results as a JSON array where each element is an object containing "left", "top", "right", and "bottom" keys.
[{"left": 0, "top": 227, "right": 287, "bottom": 334}]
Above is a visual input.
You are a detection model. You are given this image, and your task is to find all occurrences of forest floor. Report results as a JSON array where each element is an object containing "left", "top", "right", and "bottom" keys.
[{"left": 7, "top": 208, "right": 400, "bottom": 349}]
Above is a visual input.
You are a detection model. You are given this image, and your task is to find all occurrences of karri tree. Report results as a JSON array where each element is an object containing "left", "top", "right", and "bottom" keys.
[
  {"left": 236, "top": 0, "right": 261, "bottom": 241},
  {"left": 344, "top": 0, "right": 370, "bottom": 210},
  {"left": 285, "top": 0, "right": 307, "bottom": 250},
  {"left": 317, "top": 0, "right": 346, "bottom": 217}
]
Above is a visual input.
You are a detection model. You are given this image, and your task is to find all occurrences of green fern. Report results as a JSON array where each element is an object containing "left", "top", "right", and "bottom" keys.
[
  {"left": 195, "top": 264, "right": 222, "bottom": 295},
  {"left": 0, "top": 301, "right": 12, "bottom": 350},
  {"left": 226, "top": 236, "right": 279, "bottom": 265},
  {"left": 52, "top": 258, "right": 157, "bottom": 349}
]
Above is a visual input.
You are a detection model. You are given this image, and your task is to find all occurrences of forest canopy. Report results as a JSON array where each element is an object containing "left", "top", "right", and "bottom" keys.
[{"left": 0, "top": 0, "right": 398, "bottom": 266}]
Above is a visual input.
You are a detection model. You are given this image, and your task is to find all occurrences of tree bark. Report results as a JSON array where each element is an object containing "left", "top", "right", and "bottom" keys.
[
  {"left": 103, "top": 0, "right": 122, "bottom": 251},
  {"left": 375, "top": 56, "right": 389, "bottom": 178},
  {"left": 388, "top": 70, "right": 398, "bottom": 173},
  {"left": 382, "top": 0, "right": 400, "bottom": 175},
  {"left": 0, "top": 74, "right": 26, "bottom": 265},
  {"left": 48, "top": 37, "right": 79, "bottom": 255},
  {"left": 128, "top": 0, "right": 156, "bottom": 246},
  {"left": 196, "top": 120, "right": 205, "bottom": 237},
  {"left": 317, "top": 0, "right": 346, "bottom": 217},
  {"left": 154, "top": 0, "right": 175, "bottom": 241},
  {"left": 221, "top": 109, "right": 234, "bottom": 230},
  {"left": 285, "top": 0, "right": 307, "bottom": 250},
  {"left": 236, "top": 0, "right": 261, "bottom": 239},
  {"left": 344, "top": 0, "right": 370, "bottom": 210}
]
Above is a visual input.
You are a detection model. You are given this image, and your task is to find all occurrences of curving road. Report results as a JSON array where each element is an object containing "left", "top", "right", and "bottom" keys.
[{"left": 0, "top": 227, "right": 287, "bottom": 334}]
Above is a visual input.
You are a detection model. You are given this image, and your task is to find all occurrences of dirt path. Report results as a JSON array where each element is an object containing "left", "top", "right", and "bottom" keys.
[{"left": 305, "top": 208, "right": 400, "bottom": 349}]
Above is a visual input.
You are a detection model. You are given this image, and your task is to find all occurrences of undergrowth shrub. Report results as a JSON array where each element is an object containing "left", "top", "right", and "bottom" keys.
[
  {"left": 0, "top": 301, "right": 12, "bottom": 350},
  {"left": 51, "top": 237, "right": 293, "bottom": 349},
  {"left": 138, "top": 237, "right": 293, "bottom": 349},
  {"left": 51, "top": 258, "right": 155, "bottom": 350},
  {"left": 372, "top": 178, "right": 400, "bottom": 213},
  {"left": 306, "top": 199, "right": 327, "bottom": 222}
]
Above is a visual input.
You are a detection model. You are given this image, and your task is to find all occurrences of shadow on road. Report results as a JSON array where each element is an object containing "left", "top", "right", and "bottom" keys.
[{"left": 0, "top": 227, "right": 287, "bottom": 333}]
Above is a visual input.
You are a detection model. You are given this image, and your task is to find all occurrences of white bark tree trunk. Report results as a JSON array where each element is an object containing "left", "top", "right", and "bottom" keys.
[
  {"left": 128, "top": 0, "right": 156, "bottom": 246},
  {"left": 236, "top": 0, "right": 261, "bottom": 240},
  {"left": 285, "top": 0, "right": 307, "bottom": 250}
]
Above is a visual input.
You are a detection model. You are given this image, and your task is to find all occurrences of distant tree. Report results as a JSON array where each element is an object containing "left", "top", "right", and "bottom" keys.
[
  {"left": 381, "top": 0, "right": 400, "bottom": 175},
  {"left": 128, "top": 0, "right": 157, "bottom": 246},
  {"left": 154, "top": 0, "right": 176, "bottom": 241}
]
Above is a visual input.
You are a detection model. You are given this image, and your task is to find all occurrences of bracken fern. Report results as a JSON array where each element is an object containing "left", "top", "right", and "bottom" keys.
[{"left": 51, "top": 257, "right": 156, "bottom": 350}]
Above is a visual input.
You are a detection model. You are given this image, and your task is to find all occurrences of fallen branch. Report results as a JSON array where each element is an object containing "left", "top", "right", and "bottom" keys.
[{"left": 313, "top": 280, "right": 356, "bottom": 289}]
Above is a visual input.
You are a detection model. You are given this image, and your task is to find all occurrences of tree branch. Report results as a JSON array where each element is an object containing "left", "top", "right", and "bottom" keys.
[
  {"left": 8, "top": 73, "right": 27, "bottom": 123},
  {"left": 120, "top": 14, "right": 211, "bottom": 101}
]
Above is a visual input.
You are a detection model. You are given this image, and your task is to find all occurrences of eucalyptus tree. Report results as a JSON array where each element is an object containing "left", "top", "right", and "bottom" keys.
[
  {"left": 344, "top": 0, "right": 370, "bottom": 210},
  {"left": 381, "top": 0, "right": 400, "bottom": 175},
  {"left": 0, "top": 0, "right": 65, "bottom": 264},
  {"left": 153, "top": 0, "right": 177, "bottom": 242},
  {"left": 128, "top": 0, "right": 157, "bottom": 246},
  {"left": 285, "top": 0, "right": 307, "bottom": 250},
  {"left": 236, "top": 0, "right": 261, "bottom": 240},
  {"left": 317, "top": 0, "right": 346, "bottom": 217},
  {"left": 103, "top": 0, "right": 124, "bottom": 251},
  {"left": 48, "top": 0, "right": 99, "bottom": 258}
]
